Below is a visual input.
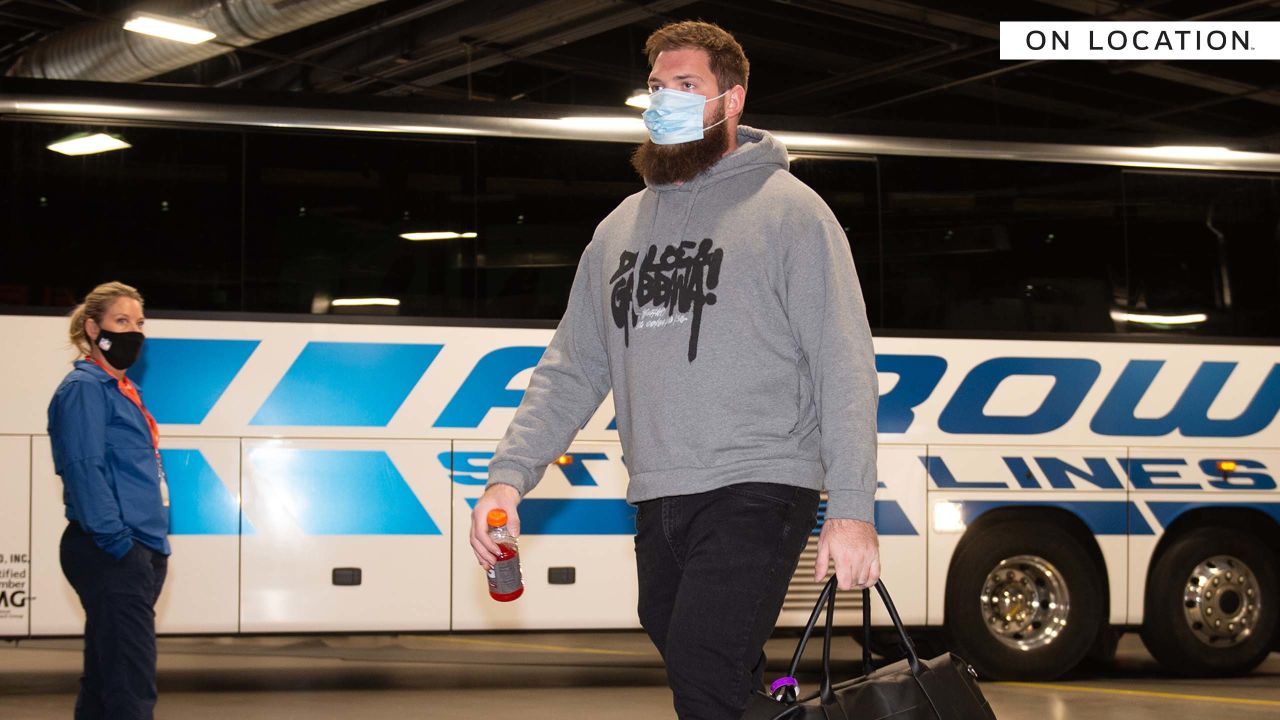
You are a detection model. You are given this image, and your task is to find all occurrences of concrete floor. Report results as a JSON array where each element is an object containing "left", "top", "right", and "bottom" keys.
[{"left": 2, "top": 633, "right": 1277, "bottom": 719}]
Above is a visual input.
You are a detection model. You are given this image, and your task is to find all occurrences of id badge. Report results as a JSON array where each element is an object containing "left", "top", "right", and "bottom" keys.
[{"left": 156, "top": 450, "right": 170, "bottom": 508}]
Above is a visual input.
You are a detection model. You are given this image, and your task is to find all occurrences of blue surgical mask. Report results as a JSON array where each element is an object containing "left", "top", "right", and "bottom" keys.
[{"left": 642, "top": 88, "right": 729, "bottom": 145}]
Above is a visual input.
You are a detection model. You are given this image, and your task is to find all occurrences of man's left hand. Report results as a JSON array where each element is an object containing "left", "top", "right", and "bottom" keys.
[{"left": 814, "top": 518, "right": 880, "bottom": 590}]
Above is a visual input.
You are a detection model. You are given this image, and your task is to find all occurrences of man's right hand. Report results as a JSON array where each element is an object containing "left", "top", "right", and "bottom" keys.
[{"left": 469, "top": 483, "right": 522, "bottom": 570}]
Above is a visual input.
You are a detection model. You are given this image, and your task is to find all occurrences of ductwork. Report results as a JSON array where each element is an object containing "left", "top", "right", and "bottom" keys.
[{"left": 7, "top": 0, "right": 389, "bottom": 81}]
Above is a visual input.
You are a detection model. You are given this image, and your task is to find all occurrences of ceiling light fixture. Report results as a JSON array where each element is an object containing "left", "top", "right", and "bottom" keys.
[
  {"left": 557, "top": 116, "right": 646, "bottom": 132},
  {"left": 331, "top": 298, "right": 401, "bottom": 307},
  {"left": 625, "top": 89, "right": 651, "bottom": 109},
  {"left": 1110, "top": 310, "right": 1208, "bottom": 326},
  {"left": 1144, "top": 146, "right": 1241, "bottom": 161},
  {"left": 399, "top": 231, "right": 478, "bottom": 241},
  {"left": 46, "top": 132, "right": 131, "bottom": 156},
  {"left": 123, "top": 13, "right": 216, "bottom": 45}
]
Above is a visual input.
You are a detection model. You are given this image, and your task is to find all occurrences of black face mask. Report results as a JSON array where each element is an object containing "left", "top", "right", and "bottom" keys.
[{"left": 94, "top": 328, "right": 145, "bottom": 370}]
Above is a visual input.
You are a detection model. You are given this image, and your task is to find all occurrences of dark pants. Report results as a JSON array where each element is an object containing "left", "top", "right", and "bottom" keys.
[
  {"left": 60, "top": 523, "right": 168, "bottom": 720},
  {"left": 635, "top": 482, "right": 820, "bottom": 720}
]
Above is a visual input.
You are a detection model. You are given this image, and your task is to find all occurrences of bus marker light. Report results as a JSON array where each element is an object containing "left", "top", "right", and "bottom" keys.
[{"left": 933, "top": 501, "right": 966, "bottom": 533}]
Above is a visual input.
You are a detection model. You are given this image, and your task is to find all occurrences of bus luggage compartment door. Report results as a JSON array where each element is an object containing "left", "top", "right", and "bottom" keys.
[
  {"left": 0, "top": 436, "right": 31, "bottom": 637},
  {"left": 450, "top": 441, "right": 638, "bottom": 631},
  {"left": 239, "top": 439, "right": 452, "bottom": 632}
]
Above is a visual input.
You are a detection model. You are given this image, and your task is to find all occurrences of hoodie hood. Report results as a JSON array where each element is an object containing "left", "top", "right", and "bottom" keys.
[{"left": 644, "top": 125, "right": 790, "bottom": 192}]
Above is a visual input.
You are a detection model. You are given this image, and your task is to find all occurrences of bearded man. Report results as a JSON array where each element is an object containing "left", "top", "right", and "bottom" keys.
[{"left": 469, "top": 20, "right": 881, "bottom": 720}]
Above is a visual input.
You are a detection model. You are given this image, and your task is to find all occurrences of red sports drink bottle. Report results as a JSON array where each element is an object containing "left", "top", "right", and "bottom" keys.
[{"left": 486, "top": 509, "right": 524, "bottom": 601}]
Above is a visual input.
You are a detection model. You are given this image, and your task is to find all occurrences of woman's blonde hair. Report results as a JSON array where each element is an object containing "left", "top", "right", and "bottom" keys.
[{"left": 69, "top": 281, "right": 145, "bottom": 356}]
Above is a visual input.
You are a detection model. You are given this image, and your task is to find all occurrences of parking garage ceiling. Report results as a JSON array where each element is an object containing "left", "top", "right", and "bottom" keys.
[{"left": 2, "top": 0, "right": 1279, "bottom": 148}]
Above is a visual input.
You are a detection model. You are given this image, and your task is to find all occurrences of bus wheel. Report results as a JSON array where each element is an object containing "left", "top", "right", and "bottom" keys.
[
  {"left": 946, "top": 522, "right": 1103, "bottom": 680},
  {"left": 1141, "top": 527, "right": 1278, "bottom": 677}
]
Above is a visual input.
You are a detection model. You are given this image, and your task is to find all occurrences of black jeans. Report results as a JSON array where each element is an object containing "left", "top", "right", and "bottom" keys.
[
  {"left": 635, "top": 482, "right": 820, "bottom": 720},
  {"left": 60, "top": 523, "right": 168, "bottom": 720}
]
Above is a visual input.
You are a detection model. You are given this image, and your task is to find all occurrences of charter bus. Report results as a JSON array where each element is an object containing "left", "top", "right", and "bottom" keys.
[{"left": 1, "top": 84, "right": 1277, "bottom": 681}]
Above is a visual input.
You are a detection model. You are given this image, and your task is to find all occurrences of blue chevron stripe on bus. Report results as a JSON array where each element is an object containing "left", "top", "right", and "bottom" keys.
[{"left": 126, "top": 341, "right": 1280, "bottom": 438}]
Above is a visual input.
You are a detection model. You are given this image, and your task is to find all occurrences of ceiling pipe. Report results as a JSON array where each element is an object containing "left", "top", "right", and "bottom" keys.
[{"left": 6, "top": 0, "right": 389, "bottom": 82}]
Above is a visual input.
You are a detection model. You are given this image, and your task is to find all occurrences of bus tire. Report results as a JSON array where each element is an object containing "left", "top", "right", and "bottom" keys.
[
  {"left": 1140, "top": 526, "right": 1278, "bottom": 677},
  {"left": 945, "top": 521, "right": 1103, "bottom": 680}
]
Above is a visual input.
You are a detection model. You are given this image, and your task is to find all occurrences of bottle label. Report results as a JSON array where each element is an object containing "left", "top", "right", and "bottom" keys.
[{"left": 488, "top": 554, "right": 522, "bottom": 595}]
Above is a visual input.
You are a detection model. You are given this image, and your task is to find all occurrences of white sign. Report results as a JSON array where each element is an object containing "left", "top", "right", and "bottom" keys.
[{"left": 1000, "top": 22, "right": 1280, "bottom": 60}]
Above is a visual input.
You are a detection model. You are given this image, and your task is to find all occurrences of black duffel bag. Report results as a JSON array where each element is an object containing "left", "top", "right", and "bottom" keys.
[{"left": 742, "top": 576, "right": 997, "bottom": 720}]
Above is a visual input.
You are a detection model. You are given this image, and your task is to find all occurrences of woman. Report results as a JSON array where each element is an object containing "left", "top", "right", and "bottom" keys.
[{"left": 48, "top": 281, "right": 169, "bottom": 720}]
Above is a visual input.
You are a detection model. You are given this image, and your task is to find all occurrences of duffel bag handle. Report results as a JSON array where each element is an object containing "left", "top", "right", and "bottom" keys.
[
  {"left": 782, "top": 577, "right": 923, "bottom": 707},
  {"left": 862, "top": 581, "right": 922, "bottom": 677}
]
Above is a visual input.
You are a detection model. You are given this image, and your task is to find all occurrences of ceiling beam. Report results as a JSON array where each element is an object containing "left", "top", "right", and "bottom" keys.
[
  {"left": 766, "top": 0, "right": 964, "bottom": 45},
  {"left": 374, "top": 0, "right": 698, "bottom": 96},
  {"left": 897, "top": 67, "right": 1191, "bottom": 133},
  {"left": 313, "top": 0, "right": 620, "bottom": 94},
  {"left": 1091, "top": 81, "right": 1280, "bottom": 131},
  {"left": 213, "top": 0, "right": 467, "bottom": 88},
  {"left": 752, "top": 43, "right": 993, "bottom": 111},
  {"left": 832, "top": 0, "right": 1280, "bottom": 108},
  {"left": 835, "top": 59, "right": 1042, "bottom": 116}
]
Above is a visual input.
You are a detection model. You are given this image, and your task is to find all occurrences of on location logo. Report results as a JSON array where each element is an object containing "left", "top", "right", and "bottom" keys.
[{"left": 999, "top": 21, "right": 1280, "bottom": 60}]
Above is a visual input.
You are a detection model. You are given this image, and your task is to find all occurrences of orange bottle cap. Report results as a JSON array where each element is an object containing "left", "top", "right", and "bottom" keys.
[{"left": 487, "top": 509, "right": 508, "bottom": 527}]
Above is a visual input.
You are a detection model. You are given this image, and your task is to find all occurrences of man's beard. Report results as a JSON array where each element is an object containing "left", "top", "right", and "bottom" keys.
[{"left": 631, "top": 107, "right": 731, "bottom": 185}]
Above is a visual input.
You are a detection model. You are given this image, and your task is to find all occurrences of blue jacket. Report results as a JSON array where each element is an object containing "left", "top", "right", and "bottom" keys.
[{"left": 48, "top": 360, "right": 170, "bottom": 559}]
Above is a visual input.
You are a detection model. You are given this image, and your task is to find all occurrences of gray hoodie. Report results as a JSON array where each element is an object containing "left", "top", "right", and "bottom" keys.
[{"left": 487, "top": 126, "right": 878, "bottom": 521}]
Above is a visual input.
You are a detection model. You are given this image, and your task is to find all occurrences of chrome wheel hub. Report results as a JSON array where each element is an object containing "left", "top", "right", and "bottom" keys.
[
  {"left": 979, "top": 555, "right": 1070, "bottom": 651},
  {"left": 1183, "top": 555, "right": 1261, "bottom": 647}
]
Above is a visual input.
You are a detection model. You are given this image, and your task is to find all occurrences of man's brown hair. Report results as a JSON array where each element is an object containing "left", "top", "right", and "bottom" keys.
[{"left": 644, "top": 21, "right": 749, "bottom": 94}]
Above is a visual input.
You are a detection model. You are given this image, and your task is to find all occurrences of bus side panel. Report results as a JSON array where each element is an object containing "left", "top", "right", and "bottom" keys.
[
  {"left": 134, "top": 319, "right": 621, "bottom": 444},
  {"left": 776, "top": 445, "right": 928, "bottom": 630},
  {"left": 30, "top": 436, "right": 81, "bottom": 634},
  {"left": 0, "top": 317, "right": 71, "bottom": 436},
  {"left": 1126, "top": 448, "right": 1280, "bottom": 626},
  {"left": 29, "top": 437, "right": 243, "bottom": 635},
  {"left": 0, "top": 436, "right": 31, "bottom": 637},
  {"left": 155, "top": 438, "right": 240, "bottom": 633},
  {"left": 451, "top": 440, "right": 638, "bottom": 631},
  {"left": 872, "top": 445, "right": 928, "bottom": 626},
  {"left": 924, "top": 446, "right": 1130, "bottom": 626},
  {"left": 239, "top": 439, "right": 452, "bottom": 632}
]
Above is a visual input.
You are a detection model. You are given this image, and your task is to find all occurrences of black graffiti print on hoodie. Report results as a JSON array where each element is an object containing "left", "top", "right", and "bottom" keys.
[{"left": 610, "top": 238, "right": 723, "bottom": 362}]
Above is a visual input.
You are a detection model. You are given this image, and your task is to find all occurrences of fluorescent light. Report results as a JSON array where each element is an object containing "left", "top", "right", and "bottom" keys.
[
  {"left": 933, "top": 501, "right": 967, "bottom": 533},
  {"left": 331, "top": 298, "right": 400, "bottom": 307},
  {"left": 558, "top": 116, "right": 646, "bottom": 132},
  {"left": 625, "top": 90, "right": 651, "bottom": 109},
  {"left": 399, "top": 231, "right": 477, "bottom": 241},
  {"left": 1145, "top": 145, "right": 1240, "bottom": 160},
  {"left": 17, "top": 102, "right": 153, "bottom": 116},
  {"left": 315, "top": 124, "right": 475, "bottom": 135},
  {"left": 124, "top": 13, "right": 216, "bottom": 45},
  {"left": 1110, "top": 310, "right": 1208, "bottom": 326},
  {"left": 46, "top": 132, "right": 131, "bottom": 156},
  {"left": 772, "top": 133, "right": 854, "bottom": 149}
]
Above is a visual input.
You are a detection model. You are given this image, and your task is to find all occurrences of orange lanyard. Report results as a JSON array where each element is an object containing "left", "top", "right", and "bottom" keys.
[{"left": 87, "top": 357, "right": 160, "bottom": 450}]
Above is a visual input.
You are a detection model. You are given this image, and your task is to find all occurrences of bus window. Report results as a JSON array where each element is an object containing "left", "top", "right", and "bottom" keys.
[
  {"left": 474, "top": 138, "right": 639, "bottom": 320},
  {"left": 878, "top": 157, "right": 1123, "bottom": 335},
  {"left": 1121, "top": 171, "right": 1280, "bottom": 338},
  {"left": 1, "top": 121, "right": 243, "bottom": 312},
  {"left": 789, "top": 156, "right": 881, "bottom": 328},
  {"left": 242, "top": 131, "right": 477, "bottom": 318}
]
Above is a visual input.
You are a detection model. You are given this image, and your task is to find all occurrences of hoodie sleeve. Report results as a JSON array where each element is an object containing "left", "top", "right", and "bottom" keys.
[
  {"left": 785, "top": 218, "right": 879, "bottom": 522},
  {"left": 48, "top": 380, "right": 135, "bottom": 559},
  {"left": 487, "top": 246, "right": 611, "bottom": 495}
]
